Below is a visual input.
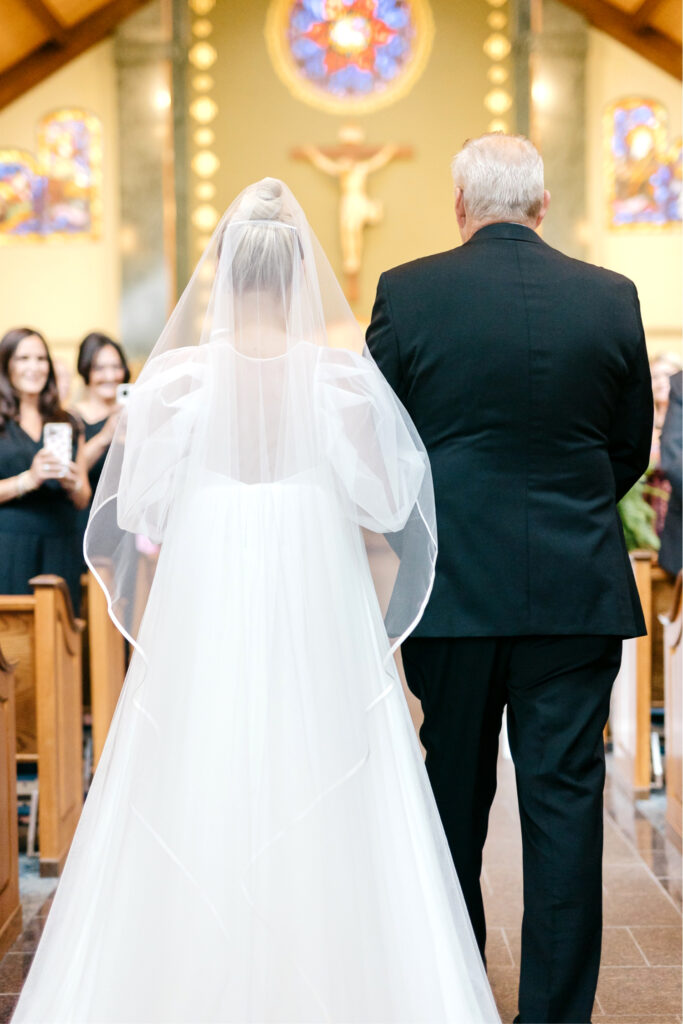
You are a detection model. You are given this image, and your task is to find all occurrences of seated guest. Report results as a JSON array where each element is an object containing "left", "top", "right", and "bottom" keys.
[
  {"left": 0, "top": 328, "right": 90, "bottom": 613},
  {"left": 648, "top": 352, "right": 682, "bottom": 537},
  {"left": 659, "top": 370, "right": 682, "bottom": 576}
]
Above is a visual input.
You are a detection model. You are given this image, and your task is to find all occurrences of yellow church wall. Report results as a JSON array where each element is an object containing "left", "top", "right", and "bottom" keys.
[
  {"left": 585, "top": 29, "right": 682, "bottom": 356},
  {"left": 0, "top": 3, "right": 675, "bottom": 374},
  {"left": 192, "top": 0, "right": 496, "bottom": 321},
  {"left": 0, "top": 41, "right": 121, "bottom": 368}
]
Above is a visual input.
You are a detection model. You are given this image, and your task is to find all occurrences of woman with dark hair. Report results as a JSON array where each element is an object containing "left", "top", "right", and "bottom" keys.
[
  {"left": 647, "top": 351, "right": 683, "bottom": 538},
  {"left": 73, "top": 332, "right": 130, "bottom": 498},
  {"left": 71, "top": 332, "right": 129, "bottom": 564},
  {"left": 0, "top": 327, "right": 90, "bottom": 611}
]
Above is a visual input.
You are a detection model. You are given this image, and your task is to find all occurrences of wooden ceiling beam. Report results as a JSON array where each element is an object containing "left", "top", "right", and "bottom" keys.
[
  {"left": 20, "top": 0, "right": 69, "bottom": 47},
  {"left": 631, "top": 0, "right": 666, "bottom": 31},
  {"left": 0, "top": 0, "right": 151, "bottom": 111},
  {"left": 557, "top": 0, "right": 682, "bottom": 78}
]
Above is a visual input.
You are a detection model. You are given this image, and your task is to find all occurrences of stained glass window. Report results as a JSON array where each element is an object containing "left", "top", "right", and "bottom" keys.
[
  {"left": 0, "top": 151, "right": 44, "bottom": 238},
  {"left": 266, "top": 0, "right": 434, "bottom": 114},
  {"left": 0, "top": 108, "right": 102, "bottom": 243},
  {"left": 605, "top": 98, "right": 682, "bottom": 229}
]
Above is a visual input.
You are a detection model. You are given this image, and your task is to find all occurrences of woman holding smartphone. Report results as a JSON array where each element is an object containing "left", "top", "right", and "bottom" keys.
[
  {"left": 0, "top": 327, "right": 90, "bottom": 613},
  {"left": 72, "top": 332, "right": 130, "bottom": 497}
]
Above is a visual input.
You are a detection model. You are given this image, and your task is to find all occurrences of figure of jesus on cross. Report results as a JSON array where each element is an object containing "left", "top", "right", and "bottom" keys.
[{"left": 292, "top": 125, "right": 412, "bottom": 300}]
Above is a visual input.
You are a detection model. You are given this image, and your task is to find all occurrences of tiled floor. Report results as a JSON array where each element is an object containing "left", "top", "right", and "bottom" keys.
[
  {"left": 0, "top": 889, "right": 54, "bottom": 1024},
  {"left": 1, "top": 760, "right": 680, "bottom": 1023},
  {"left": 484, "top": 759, "right": 682, "bottom": 1024}
]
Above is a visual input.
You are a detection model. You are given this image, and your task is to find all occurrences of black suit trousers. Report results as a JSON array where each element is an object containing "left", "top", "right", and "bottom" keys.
[{"left": 401, "top": 634, "right": 622, "bottom": 1024}]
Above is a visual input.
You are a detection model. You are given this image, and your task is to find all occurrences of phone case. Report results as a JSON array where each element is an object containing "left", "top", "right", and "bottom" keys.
[{"left": 43, "top": 422, "right": 73, "bottom": 476}]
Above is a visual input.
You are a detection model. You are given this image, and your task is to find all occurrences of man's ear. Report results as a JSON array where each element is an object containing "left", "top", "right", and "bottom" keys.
[
  {"left": 535, "top": 189, "right": 551, "bottom": 227},
  {"left": 454, "top": 187, "right": 467, "bottom": 234}
]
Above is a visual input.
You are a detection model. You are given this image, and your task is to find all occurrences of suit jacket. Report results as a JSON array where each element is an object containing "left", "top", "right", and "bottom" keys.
[
  {"left": 658, "top": 371, "right": 682, "bottom": 576},
  {"left": 366, "top": 222, "right": 653, "bottom": 638}
]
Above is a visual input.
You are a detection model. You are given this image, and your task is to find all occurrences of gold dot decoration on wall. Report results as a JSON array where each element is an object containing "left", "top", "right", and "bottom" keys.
[
  {"left": 193, "top": 74, "right": 214, "bottom": 91},
  {"left": 188, "top": 0, "right": 219, "bottom": 263},
  {"left": 189, "top": 96, "right": 218, "bottom": 124},
  {"left": 194, "top": 127, "right": 215, "bottom": 146},
  {"left": 192, "top": 19, "right": 213, "bottom": 38},
  {"left": 265, "top": 0, "right": 435, "bottom": 115},
  {"left": 485, "top": 88, "right": 512, "bottom": 115},
  {"left": 487, "top": 65, "right": 508, "bottom": 84},
  {"left": 189, "top": 42, "right": 217, "bottom": 70},
  {"left": 482, "top": 0, "right": 512, "bottom": 133},
  {"left": 189, "top": 0, "right": 215, "bottom": 13},
  {"left": 483, "top": 33, "right": 511, "bottom": 60},
  {"left": 192, "top": 205, "right": 220, "bottom": 232},
  {"left": 195, "top": 182, "right": 216, "bottom": 200},
  {"left": 487, "top": 11, "right": 507, "bottom": 29},
  {"left": 191, "top": 150, "right": 220, "bottom": 177}
]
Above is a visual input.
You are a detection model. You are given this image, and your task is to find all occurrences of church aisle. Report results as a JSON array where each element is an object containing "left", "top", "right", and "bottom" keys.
[
  {"left": 0, "top": 757, "right": 680, "bottom": 1023},
  {"left": 485, "top": 759, "right": 682, "bottom": 1024}
]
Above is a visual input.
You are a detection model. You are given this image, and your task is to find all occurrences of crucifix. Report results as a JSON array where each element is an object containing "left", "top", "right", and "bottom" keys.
[{"left": 292, "top": 125, "right": 413, "bottom": 300}]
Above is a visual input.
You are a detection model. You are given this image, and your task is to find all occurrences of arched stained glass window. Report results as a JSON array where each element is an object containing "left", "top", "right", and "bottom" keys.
[
  {"left": 0, "top": 108, "right": 102, "bottom": 243},
  {"left": 605, "top": 97, "right": 682, "bottom": 229}
]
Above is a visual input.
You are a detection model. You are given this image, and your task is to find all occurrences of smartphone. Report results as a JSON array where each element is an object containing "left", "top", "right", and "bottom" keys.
[
  {"left": 43, "top": 422, "right": 73, "bottom": 477},
  {"left": 116, "top": 383, "right": 133, "bottom": 405}
]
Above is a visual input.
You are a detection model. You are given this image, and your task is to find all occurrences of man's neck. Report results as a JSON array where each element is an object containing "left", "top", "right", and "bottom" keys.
[{"left": 467, "top": 218, "right": 536, "bottom": 241}]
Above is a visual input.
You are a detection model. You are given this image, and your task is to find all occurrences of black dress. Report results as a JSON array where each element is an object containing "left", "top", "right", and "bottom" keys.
[
  {"left": 76, "top": 417, "right": 109, "bottom": 569},
  {"left": 0, "top": 417, "right": 84, "bottom": 614},
  {"left": 82, "top": 417, "right": 109, "bottom": 496}
]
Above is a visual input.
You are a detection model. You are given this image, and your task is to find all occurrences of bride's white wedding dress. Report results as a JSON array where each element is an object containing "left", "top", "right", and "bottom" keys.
[{"left": 12, "top": 181, "right": 499, "bottom": 1024}]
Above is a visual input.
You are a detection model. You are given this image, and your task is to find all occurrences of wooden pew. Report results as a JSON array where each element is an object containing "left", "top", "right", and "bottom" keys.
[
  {"left": 660, "top": 573, "right": 682, "bottom": 840},
  {"left": 610, "top": 551, "right": 653, "bottom": 797},
  {"left": 0, "top": 577, "right": 84, "bottom": 876},
  {"left": 651, "top": 565, "right": 676, "bottom": 711},
  {"left": 83, "top": 568, "right": 126, "bottom": 769},
  {"left": 0, "top": 641, "right": 21, "bottom": 955}
]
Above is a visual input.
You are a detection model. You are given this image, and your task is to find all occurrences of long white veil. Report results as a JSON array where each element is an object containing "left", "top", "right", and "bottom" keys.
[
  {"left": 85, "top": 178, "right": 436, "bottom": 662},
  {"left": 12, "top": 180, "right": 500, "bottom": 1024}
]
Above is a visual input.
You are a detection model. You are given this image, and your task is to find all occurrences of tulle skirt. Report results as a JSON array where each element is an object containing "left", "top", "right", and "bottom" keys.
[{"left": 12, "top": 478, "right": 499, "bottom": 1023}]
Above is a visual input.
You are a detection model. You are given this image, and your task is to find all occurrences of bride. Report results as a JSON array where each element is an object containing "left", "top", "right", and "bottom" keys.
[{"left": 12, "top": 179, "right": 499, "bottom": 1023}]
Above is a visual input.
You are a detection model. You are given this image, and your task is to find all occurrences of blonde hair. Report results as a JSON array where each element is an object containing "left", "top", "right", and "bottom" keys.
[
  {"left": 221, "top": 178, "right": 298, "bottom": 293},
  {"left": 451, "top": 133, "right": 545, "bottom": 223},
  {"left": 649, "top": 351, "right": 682, "bottom": 372}
]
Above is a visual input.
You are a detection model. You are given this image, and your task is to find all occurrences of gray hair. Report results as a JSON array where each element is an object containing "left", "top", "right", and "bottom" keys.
[{"left": 451, "top": 133, "right": 545, "bottom": 223}]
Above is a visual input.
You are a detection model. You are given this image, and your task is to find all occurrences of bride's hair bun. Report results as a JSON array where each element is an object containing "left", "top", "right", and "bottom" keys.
[
  {"left": 225, "top": 178, "right": 298, "bottom": 294},
  {"left": 233, "top": 178, "right": 285, "bottom": 225},
  {"left": 249, "top": 178, "right": 284, "bottom": 223}
]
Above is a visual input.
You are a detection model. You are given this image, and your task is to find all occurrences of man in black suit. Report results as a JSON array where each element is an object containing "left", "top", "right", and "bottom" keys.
[
  {"left": 366, "top": 134, "right": 653, "bottom": 1024},
  {"left": 659, "top": 370, "right": 682, "bottom": 576}
]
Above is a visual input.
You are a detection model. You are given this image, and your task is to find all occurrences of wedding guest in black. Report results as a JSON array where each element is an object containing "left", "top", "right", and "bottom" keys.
[
  {"left": 0, "top": 328, "right": 90, "bottom": 612},
  {"left": 367, "top": 133, "right": 653, "bottom": 1024},
  {"left": 647, "top": 352, "right": 681, "bottom": 537},
  {"left": 72, "top": 332, "right": 129, "bottom": 502},
  {"left": 658, "top": 370, "right": 682, "bottom": 575},
  {"left": 70, "top": 332, "right": 128, "bottom": 572}
]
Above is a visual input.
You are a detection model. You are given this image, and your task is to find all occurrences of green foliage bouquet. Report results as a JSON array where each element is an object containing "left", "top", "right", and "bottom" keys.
[{"left": 618, "top": 470, "right": 664, "bottom": 552}]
